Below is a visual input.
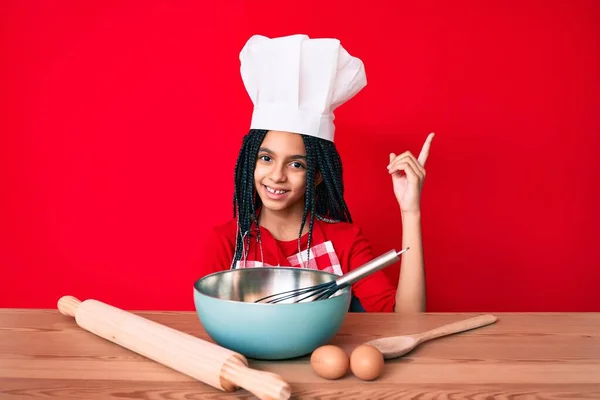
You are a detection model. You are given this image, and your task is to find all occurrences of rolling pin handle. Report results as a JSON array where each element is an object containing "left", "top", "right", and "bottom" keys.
[{"left": 58, "top": 295, "right": 82, "bottom": 317}]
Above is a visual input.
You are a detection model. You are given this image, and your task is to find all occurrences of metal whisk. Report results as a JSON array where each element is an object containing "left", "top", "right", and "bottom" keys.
[{"left": 254, "top": 247, "right": 409, "bottom": 304}]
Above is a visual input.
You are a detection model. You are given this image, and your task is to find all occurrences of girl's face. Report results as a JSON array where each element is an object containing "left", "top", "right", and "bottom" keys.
[{"left": 254, "top": 130, "right": 309, "bottom": 214}]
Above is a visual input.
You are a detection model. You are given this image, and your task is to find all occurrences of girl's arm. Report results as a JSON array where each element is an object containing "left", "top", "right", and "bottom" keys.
[
  {"left": 386, "top": 133, "right": 434, "bottom": 314},
  {"left": 395, "top": 210, "right": 426, "bottom": 313}
]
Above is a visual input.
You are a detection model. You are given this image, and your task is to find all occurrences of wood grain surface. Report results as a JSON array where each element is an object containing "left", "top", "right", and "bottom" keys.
[{"left": 1, "top": 309, "right": 599, "bottom": 399}]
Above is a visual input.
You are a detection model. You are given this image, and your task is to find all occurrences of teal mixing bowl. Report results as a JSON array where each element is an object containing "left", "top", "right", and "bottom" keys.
[{"left": 193, "top": 267, "right": 351, "bottom": 360}]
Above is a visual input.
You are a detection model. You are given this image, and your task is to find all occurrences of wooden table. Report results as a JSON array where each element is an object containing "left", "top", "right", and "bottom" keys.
[{"left": 1, "top": 309, "right": 599, "bottom": 399}]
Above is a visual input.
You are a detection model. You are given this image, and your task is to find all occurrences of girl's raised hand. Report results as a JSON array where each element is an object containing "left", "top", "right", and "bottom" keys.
[{"left": 387, "top": 133, "right": 434, "bottom": 214}]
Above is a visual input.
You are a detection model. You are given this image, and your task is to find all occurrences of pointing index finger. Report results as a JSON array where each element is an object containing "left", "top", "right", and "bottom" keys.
[{"left": 417, "top": 132, "right": 435, "bottom": 166}]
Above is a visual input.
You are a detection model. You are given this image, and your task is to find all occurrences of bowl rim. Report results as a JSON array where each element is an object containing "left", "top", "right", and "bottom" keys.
[{"left": 193, "top": 266, "right": 351, "bottom": 306}]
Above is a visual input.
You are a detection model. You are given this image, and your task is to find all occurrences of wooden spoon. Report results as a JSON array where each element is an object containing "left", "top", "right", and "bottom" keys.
[{"left": 364, "top": 314, "right": 498, "bottom": 359}]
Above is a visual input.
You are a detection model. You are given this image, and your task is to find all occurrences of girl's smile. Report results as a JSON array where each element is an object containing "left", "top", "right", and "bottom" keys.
[{"left": 263, "top": 184, "right": 290, "bottom": 200}]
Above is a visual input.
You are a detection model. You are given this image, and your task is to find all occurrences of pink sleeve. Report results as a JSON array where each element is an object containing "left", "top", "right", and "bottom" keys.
[{"left": 347, "top": 227, "right": 397, "bottom": 313}]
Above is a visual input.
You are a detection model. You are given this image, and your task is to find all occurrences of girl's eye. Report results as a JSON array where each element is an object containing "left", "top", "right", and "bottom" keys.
[
  {"left": 290, "top": 161, "right": 305, "bottom": 169},
  {"left": 259, "top": 155, "right": 272, "bottom": 162}
]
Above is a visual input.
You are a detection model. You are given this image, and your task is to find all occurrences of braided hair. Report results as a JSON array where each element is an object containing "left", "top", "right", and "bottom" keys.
[{"left": 231, "top": 129, "right": 352, "bottom": 267}]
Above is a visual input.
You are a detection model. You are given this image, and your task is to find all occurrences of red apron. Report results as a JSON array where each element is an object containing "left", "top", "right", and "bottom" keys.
[{"left": 233, "top": 219, "right": 343, "bottom": 276}]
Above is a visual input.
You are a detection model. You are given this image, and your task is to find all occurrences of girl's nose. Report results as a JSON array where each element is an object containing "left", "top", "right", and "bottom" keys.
[{"left": 269, "top": 164, "right": 287, "bottom": 183}]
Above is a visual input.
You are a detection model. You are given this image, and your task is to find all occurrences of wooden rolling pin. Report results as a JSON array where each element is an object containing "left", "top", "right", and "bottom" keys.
[{"left": 57, "top": 295, "right": 291, "bottom": 400}]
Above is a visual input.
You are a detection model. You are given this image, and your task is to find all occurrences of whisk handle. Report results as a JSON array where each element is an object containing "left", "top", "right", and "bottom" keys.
[{"left": 335, "top": 248, "right": 408, "bottom": 289}]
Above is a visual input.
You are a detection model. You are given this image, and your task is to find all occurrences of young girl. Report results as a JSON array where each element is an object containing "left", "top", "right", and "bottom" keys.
[{"left": 200, "top": 34, "right": 434, "bottom": 314}]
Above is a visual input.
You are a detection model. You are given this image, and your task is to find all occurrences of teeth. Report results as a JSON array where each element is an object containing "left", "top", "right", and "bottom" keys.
[{"left": 266, "top": 186, "right": 287, "bottom": 195}]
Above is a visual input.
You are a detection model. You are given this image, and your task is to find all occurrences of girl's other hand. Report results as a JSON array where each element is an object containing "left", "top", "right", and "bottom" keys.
[{"left": 387, "top": 133, "right": 434, "bottom": 214}]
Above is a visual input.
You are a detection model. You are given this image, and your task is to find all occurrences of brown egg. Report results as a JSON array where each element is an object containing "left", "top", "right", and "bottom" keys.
[
  {"left": 350, "top": 344, "right": 385, "bottom": 381},
  {"left": 310, "top": 345, "right": 350, "bottom": 380}
]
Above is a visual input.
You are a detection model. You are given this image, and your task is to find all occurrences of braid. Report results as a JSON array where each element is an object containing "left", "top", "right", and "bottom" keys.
[
  {"left": 296, "top": 135, "right": 352, "bottom": 266},
  {"left": 231, "top": 129, "right": 352, "bottom": 268},
  {"left": 310, "top": 137, "right": 352, "bottom": 223},
  {"left": 232, "top": 129, "right": 268, "bottom": 266},
  {"left": 298, "top": 135, "right": 317, "bottom": 266}
]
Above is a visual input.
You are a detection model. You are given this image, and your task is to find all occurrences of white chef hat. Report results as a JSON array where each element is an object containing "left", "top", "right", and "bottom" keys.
[{"left": 239, "top": 34, "right": 367, "bottom": 142}]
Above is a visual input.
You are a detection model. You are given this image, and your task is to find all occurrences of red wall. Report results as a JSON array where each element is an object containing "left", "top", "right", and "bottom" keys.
[{"left": 1, "top": 0, "right": 599, "bottom": 312}]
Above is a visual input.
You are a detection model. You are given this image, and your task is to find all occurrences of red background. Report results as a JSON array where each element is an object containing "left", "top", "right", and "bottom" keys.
[{"left": 1, "top": 1, "right": 599, "bottom": 312}]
